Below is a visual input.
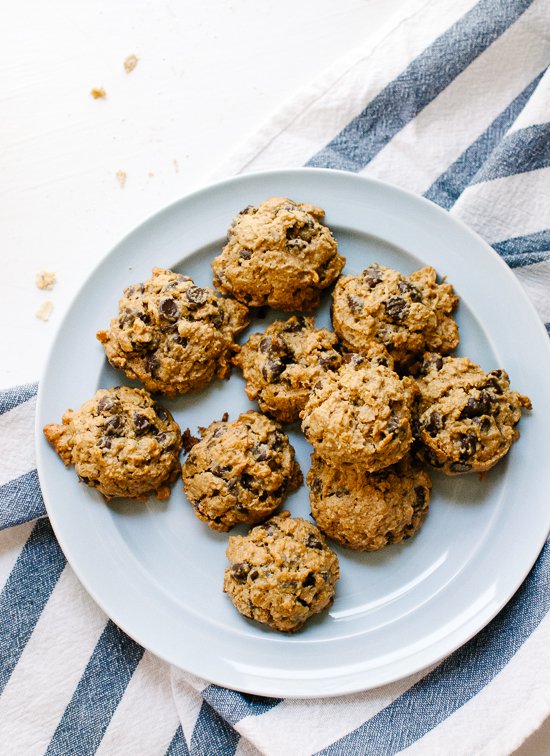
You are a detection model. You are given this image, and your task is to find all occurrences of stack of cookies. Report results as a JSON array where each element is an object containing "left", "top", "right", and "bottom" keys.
[{"left": 43, "top": 196, "right": 531, "bottom": 633}]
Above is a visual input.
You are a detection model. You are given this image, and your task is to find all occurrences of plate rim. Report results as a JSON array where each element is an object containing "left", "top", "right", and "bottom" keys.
[{"left": 35, "top": 167, "right": 550, "bottom": 698}]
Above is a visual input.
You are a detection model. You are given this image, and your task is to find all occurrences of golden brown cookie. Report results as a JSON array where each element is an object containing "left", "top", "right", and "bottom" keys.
[
  {"left": 332, "top": 263, "right": 459, "bottom": 370},
  {"left": 223, "top": 511, "right": 339, "bottom": 632},
  {"left": 97, "top": 268, "right": 249, "bottom": 397},
  {"left": 233, "top": 315, "right": 343, "bottom": 423},
  {"left": 43, "top": 386, "right": 182, "bottom": 500},
  {"left": 182, "top": 411, "right": 302, "bottom": 531},
  {"left": 307, "top": 453, "right": 431, "bottom": 551},
  {"left": 414, "top": 353, "right": 532, "bottom": 474},
  {"left": 301, "top": 357, "right": 416, "bottom": 471},
  {"left": 211, "top": 197, "right": 345, "bottom": 312}
]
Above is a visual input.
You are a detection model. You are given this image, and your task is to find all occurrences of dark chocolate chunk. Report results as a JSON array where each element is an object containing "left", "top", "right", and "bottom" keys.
[
  {"left": 153, "top": 404, "right": 170, "bottom": 423},
  {"left": 252, "top": 443, "right": 270, "bottom": 462},
  {"left": 424, "top": 411, "right": 443, "bottom": 437},
  {"left": 347, "top": 295, "right": 364, "bottom": 314},
  {"left": 159, "top": 298, "right": 179, "bottom": 320},
  {"left": 231, "top": 562, "right": 250, "bottom": 583},
  {"left": 133, "top": 412, "right": 154, "bottom": 434},
  {"left": 185, "top": 286, "right": 208, "bottom": 307},
  {"left": 362, "top": 264, "right": 383, "bottom": 289},
  {"left": 104, "top": 415, "right": 124, "bottom": 435},
  {"left": 413, "top": 486, "right": 426, "bottom": 512},
  {"left": 97, "top": 396, "right": 115, "bottom": 412},
  {"left": 306, "top": 533, "right": 323, "bottom": 550},
  {"left": 262, "top": 358, "right": 286, "bottom": 382},
  {"left": 460, "top": 391, "right": 494, "bottom": 419},
  {"left": 384, "top": 296, "right": 409, "bottom": 322},
  {"left": 397, "top": 279, "right": 423, "bottom": 302}
]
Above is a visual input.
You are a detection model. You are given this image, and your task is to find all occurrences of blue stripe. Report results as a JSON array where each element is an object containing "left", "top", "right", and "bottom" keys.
[
  {"left": 190, "top": 700, "right": 239, "bottom": 756},
  {"left": 0, "top": 519, "right": 66, "bottom": 695},
  {"left": 202, "top": 684, "right": 281, "bottom": 725},
  {"left": 546, "top": 322, "right": 550, "bottom": 336},
  {"left": 306, "top": 0, "right": 535, "bottom": 172},
  {"left": 424, "top": 70, "right": 545, "bottom": 209},
  {"left": 0, "top": 469, "right": 47, "bottom": 530},
  {"left": 471, "top": 122, "right": 550, "bottom": 184},
  {"left": 0, "top": 383, "right": 38, "bottom": 416},
  {"left": 492, "top": 228, "right": 550, "bottom": 269},
  {"left": 166, "top": 725, "right": 190, "bottom": 756},
  {"left": 317, "top": 536, "right": 550, "bottom": 755},
  {"left": 46, "top": 621, "right": 144, "bottom": 755}
]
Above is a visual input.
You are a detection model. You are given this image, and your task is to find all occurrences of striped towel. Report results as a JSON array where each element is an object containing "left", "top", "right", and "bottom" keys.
[{"left": 2, "top": 0, "right": 550, "bottom": 753}]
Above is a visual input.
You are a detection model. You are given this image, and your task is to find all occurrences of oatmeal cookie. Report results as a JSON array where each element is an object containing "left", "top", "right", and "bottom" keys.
[
  {"left": 308, "top": 453, "right": 431, "bottom": 551},
  {"left": 97, "top": 268, "right": 249, "bottom": 397},
  {"left": 301, "top": 357, "right": 416, "bottom": 471},
  {"left": 223, "top": 511, "right": 339, "bottom": 632},
  {"left": 233, "top": 315, "right": 343, "bottom": 423},
  {"left": 211, "top": 197, "right": 345, "bottom": 311},
  {"left": 43, "top": 386, "right": 182, "bottom": 500},
  {"left": 415, "top": 353, "right": 532, "bottom": 474},
  {"left": 182, "top": 411, "right": 302, "bottom": 531},
  {"left": 332, "top": 263, "right": 459, "bottom": 370}
]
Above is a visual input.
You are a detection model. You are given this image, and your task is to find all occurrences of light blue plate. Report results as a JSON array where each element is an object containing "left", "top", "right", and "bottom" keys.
[{"left": 35, "top": 169, "right": 550, "bottom": 697}]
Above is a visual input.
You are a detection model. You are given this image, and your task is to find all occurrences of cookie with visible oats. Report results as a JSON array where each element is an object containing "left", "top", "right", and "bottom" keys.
[
  {"left": 224, "top": 511, "right": 339, "bottom": 632},
  {"left": 97, "top": 268, "right": 248, "bottom": 397},
  {"left": 43, "top": 386, "right": 182, "bottom": 500},
  {"left": 212, "top": 197, "right": 345, "bottom": 312}
]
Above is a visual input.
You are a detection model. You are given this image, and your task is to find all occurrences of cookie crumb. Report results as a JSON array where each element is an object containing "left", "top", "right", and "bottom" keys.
[
  {"left": 90, "top": 87, "right": 106, "bottom": 99},
  {"left": 116, "top": 170, "right": 127, "bottom": 188},
  {"left": 172, "top": 159, "right": 180, "bottom": 173},
  {"left": 36, "top": 301, "right": 54, "bottom": 321},
  {"left": 36, "top": 271, "right": 57, "bottom": 291},
  {"left": 221, "top": 412, "right": 229, "bottom": 422},
  {"left": 124, "top": 54, "right": 139, "bottom": 74},
  {"left": 182, "top": 429, "right": 200, "bottom": 454}
]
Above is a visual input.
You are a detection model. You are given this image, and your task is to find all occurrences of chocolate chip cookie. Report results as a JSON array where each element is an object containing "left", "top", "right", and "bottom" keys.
[
  {"left": 308, "top": 453, "right": 431, "bottom": 551},
  {"left": 301, "top": 358, "right": 416, "bottom": 471},
  {"left": 415, "top": 353, "right": 532, "bottom": 474},
  {"left": 223, "top": 511, "right": 339, "bottom": 632},
  {"left": 97, "top": 268, "right": 249, "bottom": 397},
  {"left": 233, "top": 315, "right": 343, "bottom": 423},
  {"left": 43, "top": 386, "right": 182, "bottom": 500},
  {"left": 332, "top": 264, "right": 459, "bottom": 370},
  {"left": 182, "top": 411, "right": 302, "bottom": 531},
  {"left": 211, "top": 197, "right": 345, "bottom": 312}
]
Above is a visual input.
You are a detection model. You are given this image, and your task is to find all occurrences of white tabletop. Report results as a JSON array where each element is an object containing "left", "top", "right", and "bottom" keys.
[{"left": 2, "top": 0, "right": 547, "bottom": 750}]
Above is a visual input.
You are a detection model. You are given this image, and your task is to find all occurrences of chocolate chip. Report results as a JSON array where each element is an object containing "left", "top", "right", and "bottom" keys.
[
  {"left": 249, "top": 569, "right": 259, "bottom": 581},
  {"left": 485, "top": 373, "right": 504, "bottom": 395},
  {"left": 239, "top": 248, "right": 252, "bottom": 260},
  {"left": 459, "top": 432, "right": 477, "bottom": 461},
  {"left": 145, "top": 353, "right": 159, "bottom": 374},
  {"left": 252, "top": 443, "right": 270, "bottom": 462},
  {"left": 231, "top": 562, "right": 250, "bottom": 583},
  {"left": 306, "top": 533, "right": 323, "bottom": 550},
  {"left": 286, "top": 221, "right": 315, "bottom": 243},
  {"left": 240, "top": 472, "right": 255, "bottom": 491},
  {"left": 362, "top": 264, "right": 383, "bottom": 289},
  {"left": 153, "top": 404, "right": 170, "bottom": 423},
  {"left": 262, "top": 358, "right": 286, "bottom": 382},
  {"left": 384, "top": 296, "right": 408, "bottom": 322},
  {"left": 97, "top": 396, "right": 115, "bottom": 412},
  {"left": 424, "top": 411, "right": 443, "bottom": 437},
  {"left": 238, "top": 205, "right": 255, "bottom": 215},
  {"left": 385, "top": 531, "right": 395, "bottom": 544},
  {"left": 159, "top": 298, "right": 179, "bottom": 320},
  {"left": 296, "top": 597, "right": 309, "bottom": 607},
  {"left": 185, "top": 286, "right": 208, "bottom": 307},
  {"left": 310, "top": 476, "right": 322, "bottom": 494},
  {"left": 124, "top": 283, "right": 145, "bottom": 297},
  {"left": 133, "top": 412, "right": 153, "bottom": 434},
  {"left": 283, "top": 315, "right": 307, "bottom": 333},
  {"left": 460, "top": 391, "right": 494, "bottom": 419},
  {"left": 259, "top": 337, "right": 271, "bottom": 353},
  {"left": 303, "top": 572, "right": 316, "bottom": 588},
  {"left": 334, "top": 488, "right": 350, "bottom": 497},
  {"left": 98, "top": 437, "right": 111, "bottom": 450},
  {"left": 104, "top": 415, "right": 124, "bottom": 435},
  {"left": 319, "top": 352, "right": 339, "bottom": 369},
  {"left": 398, "top": 280, "right": 423, "bottom": 302},
  {"left": 421, "top": 354, "right": 444, "bottom": 373},
  {"left": 212, "top": 465, "right": 231, "bottom": 478},
  {"left": 173, "top": 334, "right": 188, "bottom": 347},
  {"left": 212, "top": 426, "right": 226, "bottom": 439},
  {"left": 386, "top": 416, "right": 400, "bottom": 436},
  {"left": 413, "top": 486, "right": 426, "bottom": 512},
  {"left": 450, "top": 461, "right": 472, "bottom": 473},
  {"left": 347, "top": 295, "right": 364, "bottom": 314}
]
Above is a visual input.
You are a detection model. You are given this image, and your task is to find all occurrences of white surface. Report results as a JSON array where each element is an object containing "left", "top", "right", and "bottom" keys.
[
  {"left": 36, "top": 169, "right": 550, "bottom": 697},
  {"left": 1, "top": 0, "right": 408, "bottom": 391}
]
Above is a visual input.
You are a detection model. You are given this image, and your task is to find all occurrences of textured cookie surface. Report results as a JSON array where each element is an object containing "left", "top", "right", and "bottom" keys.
[
  {"left": 182, "top": 411, "right": 302, "bottom": 531},
  {"left": 308, "top": 454, "right": 431, "bottom": 551},
  {"left": 97, "top": 268, "right": 249, "bottom": 397},
  {"left": 332, "top": 264, "right": 459, "bottom": 370},
  {"left": 224, "top": 511, "right": 339, "bottom": 632},
  {"left": 301, "top": 358, "right": 416, "bottom": 471},
  {"left": 233, "top": 315, "right": 343, "bottom": 423},
  {"left": 211, "top": 197, "right": 345, "bottom": 311},
  {"left": 415, "top": 353, "right": 532, "bottom": 474},
  {"left": 43, "top": 386, "right": 182, "bottom": 499}
]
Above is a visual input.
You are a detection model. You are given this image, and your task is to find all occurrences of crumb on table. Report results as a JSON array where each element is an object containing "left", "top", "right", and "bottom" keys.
[
  {"left": 124, "top": 54, "right": 139, "bottom": 73},
  {"left": 36, "top": 271, "right": 57, "bottom": 291},
  {"left": 116, "top": 170, "right": 127, "bottom": 188},
  {"left": 35, "top": 301, "right": 54, "bottom": 321},
  {"left": 90, "top": 87, "right": 106, "bottom": 99}
]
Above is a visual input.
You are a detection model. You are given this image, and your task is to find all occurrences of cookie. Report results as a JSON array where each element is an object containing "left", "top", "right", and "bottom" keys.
[
  {"left": 415, "top": 353, "right": 532, "bottom": 474},
  {"left": 223, "top": 511, "right": 339, "bottom": 632},
  {"left": 97, "top": 268, "right": 249, "bottom": 397},
  {"left": 43, "top": 386, "right": 182, "bottom": 500},
  {"left": 301, "top": 357, "right": 416, "bottom": 471},
  {"left": 308, "top": 453, "right": 431, "bottom": 551},
  {"left": 332, "top": 263, "right": 459, "bottom": 370},
  {"left": 233, "top": 315, "right": 343, "bottom": 423},
  {"left": 182, "top": 411, "right": 302, "bottom": 531},
  {"left": 211, "top": 197, "right": 345, "bottom": 312}
]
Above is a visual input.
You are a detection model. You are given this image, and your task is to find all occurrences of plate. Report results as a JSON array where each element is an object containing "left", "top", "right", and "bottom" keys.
[{"left": 35, "top": 168, "right": 550, "bottom": 698}]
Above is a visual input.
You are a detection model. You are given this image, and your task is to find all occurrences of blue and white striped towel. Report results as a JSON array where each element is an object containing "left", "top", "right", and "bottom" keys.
[{"left": 2, "top": 0, "right": 550, "bottom": 753}]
